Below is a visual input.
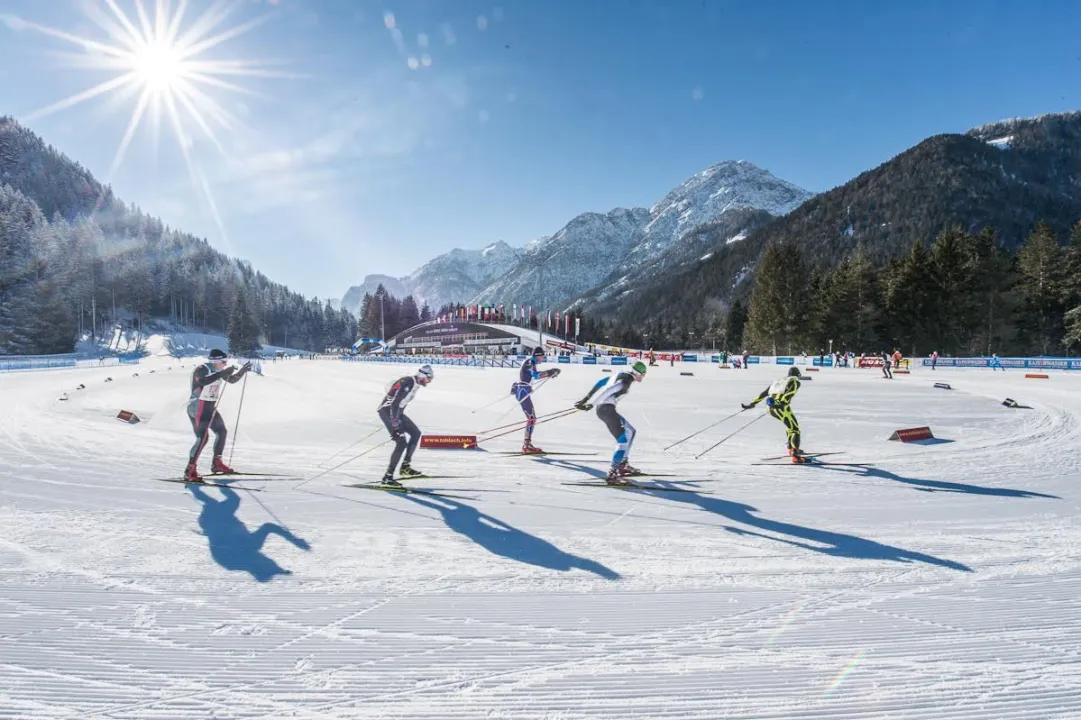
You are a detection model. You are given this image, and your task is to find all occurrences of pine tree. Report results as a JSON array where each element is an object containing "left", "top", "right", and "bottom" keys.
[
  {"left": 1065, "top": 307, "right": 1081, "bottom": 353},
  {"left": 743, "top": 240, "right": 810, "bottom": 354},
  {"left": 227, "top": 286, "right": 262, "bottom": 356},
  {"left": 724, "top": 299, "right": 748, "bottom": 351},
  {"left": 1017, "top": 222, "right": 1065, "bottom": 355},
  {"left": 967, "top": 227, "right": 1017, "bottom": 355},
  {"left": 399, "top": 295, "right": 420, "bottom": 332},
  {"left": 814, "top": 244, "right": 880, "bottom": 354},
  {"left": 928, "top": 227, "right": 980, "bottom": 354},
  {"left": 357, "top": 293, "right": 377, "bottom": 339},
  {"left": 0, "top": 185, "right": 45, "bottom": 354},
  {"left": 1063, "top": 221, "right": 1081, "bottom": 309}
]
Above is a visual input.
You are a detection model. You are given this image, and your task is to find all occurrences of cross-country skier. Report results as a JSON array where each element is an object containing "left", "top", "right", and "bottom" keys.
[
  {"left": 741, "top": 366, "right": 806, "bottom": 463},
  {"left": 574, "top": 360, "right": 648, "bottom": 484},
  {"left": 512, "top": 347, "right": 561, "bottom": 454},
  {"left": 377, "top": 364, "right": 434, "bottom": 485},
  {"left": 184, "top": 349, "right": 253, "bottom": 481}
]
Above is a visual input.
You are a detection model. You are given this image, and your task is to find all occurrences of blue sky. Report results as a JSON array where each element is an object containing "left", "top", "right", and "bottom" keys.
[{"left": 1, "top": 0, "right": 1078, "bottom": 300}]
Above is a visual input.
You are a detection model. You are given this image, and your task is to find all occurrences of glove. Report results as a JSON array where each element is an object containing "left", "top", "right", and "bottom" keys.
[
  {"left": 241, "top": 361, "right": 253, "bottom": 373},
  {"left": 546, "top": 368, "right": 561, "bottom": 378},
  {"left": 222, "top": 366, "right": 237, "bottom": 377},
  {"left": 741, "top": 403, "right": 754, "bottom": 411},
  {"left": 765, "top": 397, "right": 775, "bottom": 408},
  {"left": 575, "top": 400, "right": 593, "bottom": 411}
]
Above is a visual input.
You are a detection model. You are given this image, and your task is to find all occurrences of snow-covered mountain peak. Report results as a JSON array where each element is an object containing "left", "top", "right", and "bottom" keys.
[
  {"left": 647, "top": 160, "right": 811, "bottom": 231},
  {"left": 343, "top": 159, "right": 813, "bottom": 312}
]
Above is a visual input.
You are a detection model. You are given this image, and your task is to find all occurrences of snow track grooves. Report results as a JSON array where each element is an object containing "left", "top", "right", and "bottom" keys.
[{"left": 2, "top": 361, "right": 1080, "bottom": 719}]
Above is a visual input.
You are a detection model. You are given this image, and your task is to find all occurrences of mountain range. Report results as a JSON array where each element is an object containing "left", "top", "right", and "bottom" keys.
[
  {"left": 340, "top": 161, "right": 814, "bottom": 314},
  {"left": 600, "top": 111, "right": 1081, "bottom": 326},
  {"left": 344, "top": 111, "right": 1081, "bottom": 333}
]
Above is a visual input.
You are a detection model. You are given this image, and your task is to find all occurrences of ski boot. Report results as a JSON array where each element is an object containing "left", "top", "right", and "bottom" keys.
[
  {"left": 211, "top": 456, "right": 235, "bottom": 474},
  {"left": 398, "top": 463, "right": 423, "bottom": 478},
  {"left": 184, "top": 462, "right": 202, "bottom": 483},
  {"left": 380, "top": 474, "right": 403, "bottom": 487},
  {"left": 790, "top": 448, "right": 810, "bottom": 464},
  {"left": 617, "top": 460, "right": 643, "bottom": 477},
  {"left": 521, "top": 442, "right": 545, "bottom": 455},
  {"left": 606, "top": 465, "right": 632, "bottom": 486}
]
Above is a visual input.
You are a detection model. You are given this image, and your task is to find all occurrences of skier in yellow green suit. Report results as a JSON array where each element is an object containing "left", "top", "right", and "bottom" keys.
[{"left": 742, "top": 366, "right": 807, "bottom": 463}]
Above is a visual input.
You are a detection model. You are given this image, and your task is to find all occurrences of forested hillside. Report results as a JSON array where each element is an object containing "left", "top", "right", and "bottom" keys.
[{"left": 0, "top": 118, "right": 355, "bottom": 355}]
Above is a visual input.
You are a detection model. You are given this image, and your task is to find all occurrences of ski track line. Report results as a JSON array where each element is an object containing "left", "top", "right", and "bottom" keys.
[
  {"left": 50, "top": 585, "right": 811, "bottom": 720},
  {"left": 250, "top": 570, "right": 917, "bottom": 719},
  {"left": 600, "top": 504, "right": 638, "bottom": 529},
  {"left": 76, "top": 573, "right": 462, "bottom": 719},
  {"left": 0, "top": 421, "right": 62, "bottom": 473}
]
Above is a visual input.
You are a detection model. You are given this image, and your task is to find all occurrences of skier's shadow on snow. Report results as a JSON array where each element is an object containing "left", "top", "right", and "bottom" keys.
[
  {"left": 400, "top": 493, "right": 620, "bottom": 580},
  {"left": 640, "top": 483, "right": 972, "bottom": 572},
  {"left": 828, "top": 464, "right": 1059, "bottom": 499},
  {"left": 189, "top": 484, "right": 311, "bottom": 583},
  {"left": 531, "top": 456, "right": 609, "bottom": 479}
]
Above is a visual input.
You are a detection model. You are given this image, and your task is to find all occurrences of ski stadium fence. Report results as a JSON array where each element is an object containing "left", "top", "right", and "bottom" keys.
[
  {"left": 341, "top": 355, "right": 523, "bottom": 369},
  {"left": 0, "top": 353, "right": 142, "bottom": 373},
  {"left": 342, "top": 353, "right": 1081, "bottom": 371}
]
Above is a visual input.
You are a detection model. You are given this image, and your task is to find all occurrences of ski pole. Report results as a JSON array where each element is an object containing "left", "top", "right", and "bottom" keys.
[
  {"left": 295, "top": 438, "right": 394, "bottom": 490},
  {"left": 664, "top": 408, "right": 746, "bottom": 451},
  {"left": 695, "top": 412, "right": 767, "bottom": 459},
  {"left": 476, "top": 405, "right": 573, "bottom": 435},
  {"left": 470, "top": 393, "right": 514, "bottom": 414},
  {"left": 318, "top": 426, "right": 383, "bottom": 467},
  {"left": 471, "top": 377, "right": 549, "bottom": 415},
  {"left": 227, "top": 373, "right": 248, "bottom": 466},
  {"left": 477, "top": 406, "right": 579, "bottom": 444}
]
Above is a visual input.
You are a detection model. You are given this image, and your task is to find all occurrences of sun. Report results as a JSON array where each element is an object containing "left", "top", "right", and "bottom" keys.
[
  {"left": 131, "top": 38, "right": 186, "bottom": 93},
  {"left": 7, "top": 0, "right": 293, "bottom": 240}
]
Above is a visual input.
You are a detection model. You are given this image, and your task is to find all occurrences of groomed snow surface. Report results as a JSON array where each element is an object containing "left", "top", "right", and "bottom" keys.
[{"left": 2, "top": 359, "right": 1080, "bottom": 719}]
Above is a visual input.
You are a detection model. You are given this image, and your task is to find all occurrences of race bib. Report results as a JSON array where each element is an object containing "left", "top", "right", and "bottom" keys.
[{"left": 200, "top": 381, "right": 222, "bottom": 402}]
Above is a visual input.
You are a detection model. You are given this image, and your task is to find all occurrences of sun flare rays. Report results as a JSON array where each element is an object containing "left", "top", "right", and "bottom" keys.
[{"left": 7, "top": 0, "right": 293, "bottom": 243}]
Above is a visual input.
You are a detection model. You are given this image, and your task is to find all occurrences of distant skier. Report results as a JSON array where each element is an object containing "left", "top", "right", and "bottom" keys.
[
  {"left": 742, "top": 350, "right": 750, "bottom": 369},
  {"left": 512, "top": 347, "right": 561, "bottom": 454},
  {"left": 881, "top": 351, "right": 893, "bottom": 379},
  {"left": 574, "top": 360, "right": 648, "bottom": 484},
  {"left": 931, "top": 350, "right": 938, "bottom": 370},
  {"left": 184, "top": 349, "right": 253, "bottom": 482},
  {"left": 990, "top": 353, "right": 1004, "bottom": 371},
  {"left": 377, "top": 365, "right": 434, "bottom": 485},
  {"left": 742, "top": 366, "right": 806, "bottom": 463}
]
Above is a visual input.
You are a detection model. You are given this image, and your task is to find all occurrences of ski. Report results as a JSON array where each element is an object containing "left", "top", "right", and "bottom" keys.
[
  {"left": 751, "top": 460, "right": 871, "bottom": 468},
  {"left": 561, "top": 481, "right": 709, "bottom": 493},
  {"left": 759, "top": 452, "right": 844, "bottom": 462},
  {"left": 157, "top": 478, "right": 263, "bottom": 491},
  {"left": 211, "top": 471, "right": 292, "bottom": 478},
  {"left": 623, "top": 472, "right": 681, "bottom": 478},
  {"left": 494, "top": 451, "right": 599, "bottom": 457},
  {"left": 342, "top": 483, "right": 473, "bottom": 499}
]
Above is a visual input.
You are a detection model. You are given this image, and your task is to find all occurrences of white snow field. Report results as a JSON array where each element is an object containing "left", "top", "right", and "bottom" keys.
[{"left": 2, "top": 358, "right": 1080, "bottom": 719}]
